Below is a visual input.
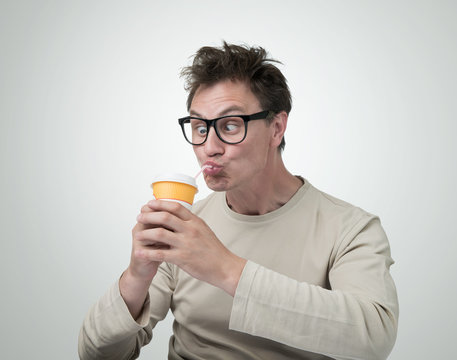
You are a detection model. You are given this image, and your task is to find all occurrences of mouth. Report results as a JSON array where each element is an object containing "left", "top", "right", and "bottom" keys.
[{"left": 202, "top": 161, "right": 223, "bottom": 176}]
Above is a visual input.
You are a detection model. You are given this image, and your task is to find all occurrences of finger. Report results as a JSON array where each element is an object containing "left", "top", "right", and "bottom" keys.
[
  {"left": 140, "top": 202, "right": 156, "bottom": 213},
  {"left": 136, "top": 210, "right": 184, "bottom": 232},
  {"left": 136, "top": 244, "right": 177, "bottom": 263},
  {"left": 134, "top": 227, "right": 178, "bottom": 247},
  {"left": 139, "top": 196, "right": 159, "bottom": 213},
  {"left": 147, "top": 199, "right": 193, "bottom": 220},
  {"left": 134, "top": 202, "right": 158, "bottom": 232}
]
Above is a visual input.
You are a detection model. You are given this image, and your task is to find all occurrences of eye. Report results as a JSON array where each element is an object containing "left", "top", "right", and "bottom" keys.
[
  {"left": 190, "top": 120, "right": 207, "bottom": 137},
  {"left": 196, "top": 125, "right": 207, "bottom": 135},
  {"left": 218, "top": 117, "right": 243, "bottom": 134},
  {"left": 223, "top": 123, "right": 238, "bottom": 132}
]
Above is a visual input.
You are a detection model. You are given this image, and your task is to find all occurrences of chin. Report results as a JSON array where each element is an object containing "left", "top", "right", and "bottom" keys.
[
  {"left": 204, "top": 176, "right": 230, "bottom": 192},
  {"left": 206, "top": 182, "right": 229, "bottom": 192}
]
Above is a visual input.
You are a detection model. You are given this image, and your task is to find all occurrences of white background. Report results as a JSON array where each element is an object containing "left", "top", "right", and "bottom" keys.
[{"left": 1, "top": 1, "right": 456, "bottom": 359}]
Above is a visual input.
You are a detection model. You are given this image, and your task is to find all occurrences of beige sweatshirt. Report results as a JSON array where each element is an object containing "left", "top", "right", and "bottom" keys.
[{"left": 79, "top": 179, "right": 399, "bottom": 359}]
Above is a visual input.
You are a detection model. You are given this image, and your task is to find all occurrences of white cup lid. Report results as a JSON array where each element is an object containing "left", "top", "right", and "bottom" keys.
[{"left": 152, "top": 173, "right": 198, "bottom": 190}]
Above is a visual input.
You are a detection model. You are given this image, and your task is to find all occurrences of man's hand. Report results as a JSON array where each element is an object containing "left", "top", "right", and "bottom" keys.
[
  {"left": 135, "top": 199, "right": 247, "bottom": 296},
  {"left": 119, "top": 202, "right": 164, "bottom": 320}
]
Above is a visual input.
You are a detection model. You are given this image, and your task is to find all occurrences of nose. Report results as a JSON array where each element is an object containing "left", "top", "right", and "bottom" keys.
[{"left": 203, "top": 126, "right": 225, "bottom": 157}]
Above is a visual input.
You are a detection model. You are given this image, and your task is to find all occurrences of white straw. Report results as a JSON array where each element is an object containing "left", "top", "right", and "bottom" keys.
[{"left": 194, "top": 165, "right": 210, "bottom": 179}]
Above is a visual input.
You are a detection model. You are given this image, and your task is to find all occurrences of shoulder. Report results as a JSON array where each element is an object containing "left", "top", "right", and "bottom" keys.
[
  {"left": 307, "top": 182, "right": 370, "bottom": 217},
  {"left": 303, "top": 182, "right": 379, "bottom": 239}
]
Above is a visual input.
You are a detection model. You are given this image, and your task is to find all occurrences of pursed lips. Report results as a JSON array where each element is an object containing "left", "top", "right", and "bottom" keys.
[{"left": 202, "top": 161, "right": 223, "bottom": 175}]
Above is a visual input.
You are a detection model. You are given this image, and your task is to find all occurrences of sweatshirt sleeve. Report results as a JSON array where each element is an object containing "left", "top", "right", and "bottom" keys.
[
  {"left": 78, "top": 262, "right": 175, "bottom": 360},
  {"left": 229, "top": 216, "right": 399, "bottom": 360}
]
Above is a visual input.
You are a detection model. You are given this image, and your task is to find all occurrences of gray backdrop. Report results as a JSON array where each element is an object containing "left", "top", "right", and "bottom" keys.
[{"left": 1, "top": 1, "right": 456, "bottom": 359}]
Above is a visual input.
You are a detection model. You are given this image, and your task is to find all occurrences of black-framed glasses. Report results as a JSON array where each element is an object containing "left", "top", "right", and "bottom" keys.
[{"left": 178, "top": 110, "right": 272, "bottom": 145}]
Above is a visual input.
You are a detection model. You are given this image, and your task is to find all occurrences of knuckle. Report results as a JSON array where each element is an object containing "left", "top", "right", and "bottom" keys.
[
  {"left": 154, "top": 250, "right": 165, "bottom": 262},
  {"left": 159, "top": 212, "right": 172, "bottom": 223},
  {"left": 154, "top": 227, "right": 167, "bottom": 239},
  {"left": 132, "top": 230, "right": 144, "bottom": 242},
  {"left": 170, "top": 202, "right": 181, "bottom": 211},
  {"left": 188, "top": 224, "right": 200, "bottom": 237},
  {"left": 132, "top": 224, "right": 142, "bottom": 236},
  {"left": 188, "top": 228, "right": 198, "bottom": 238},
  {"left": 132, "top": 248, "right": 143, "bottom": 259},
  {"left": 137, "top": 212, "right": 152, "bottom": 225},
  {"left": 162, "top": 200, "right": 181, "bottom": 213}
]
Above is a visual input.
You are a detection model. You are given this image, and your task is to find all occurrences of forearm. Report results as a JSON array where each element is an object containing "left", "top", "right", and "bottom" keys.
[
  {"left": 230, "top": 261, "right": 398, "bottom": 360},
  {"left": 79, "top": 263, "right": 174, "bottom": 359},
  {"left": 78, "top": 280, "right": 152, "bottom": 360},
  {"left": 119, "top": 267, "right": 154, "bottom": 320}
]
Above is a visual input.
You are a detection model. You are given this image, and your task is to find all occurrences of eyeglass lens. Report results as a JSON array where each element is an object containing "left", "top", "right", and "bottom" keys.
[{"left": 183, "top": 116, "right": 246, "bottom": 145}]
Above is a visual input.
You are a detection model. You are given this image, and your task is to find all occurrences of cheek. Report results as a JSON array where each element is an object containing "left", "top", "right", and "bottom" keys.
[
  {"left": 235, "top": 143, "right": 268, "bottom": 169},
  {"left": 193, "top": 146, "right": 204, "bottom": 163}
]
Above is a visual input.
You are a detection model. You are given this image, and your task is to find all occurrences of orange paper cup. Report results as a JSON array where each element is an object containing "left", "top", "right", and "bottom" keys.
[{"left": 151, "top": 173, "right": 198, "bottom": 210}]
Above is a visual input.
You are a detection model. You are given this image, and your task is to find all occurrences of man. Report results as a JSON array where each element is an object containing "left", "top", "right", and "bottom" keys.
[{"left": 79, "top": 42, "right": 398, "bottom": 360}]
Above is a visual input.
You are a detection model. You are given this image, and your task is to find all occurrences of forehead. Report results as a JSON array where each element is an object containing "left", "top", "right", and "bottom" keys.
[{"left": 190, "top": 79, "right": 261, "bottom": 117}]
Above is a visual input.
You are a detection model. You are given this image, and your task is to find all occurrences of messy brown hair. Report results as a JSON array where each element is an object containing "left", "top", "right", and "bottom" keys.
[{"left": 180, "top": 41, "right": 291, "bottom": 151}]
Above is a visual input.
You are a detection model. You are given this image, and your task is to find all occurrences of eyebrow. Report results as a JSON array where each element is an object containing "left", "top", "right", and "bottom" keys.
[{"left": 189, "top": 106, "right": 247, "bottom": 118}]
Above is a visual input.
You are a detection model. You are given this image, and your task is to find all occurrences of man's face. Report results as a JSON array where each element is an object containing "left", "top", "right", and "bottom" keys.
[{"left": 190, "top": 79, "right": 276, "bottom": 192}]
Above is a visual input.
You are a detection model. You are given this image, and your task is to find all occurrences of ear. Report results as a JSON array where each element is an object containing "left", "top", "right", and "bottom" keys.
[{"left": 269, "top": 111, "right": 288, "bottom": 148}]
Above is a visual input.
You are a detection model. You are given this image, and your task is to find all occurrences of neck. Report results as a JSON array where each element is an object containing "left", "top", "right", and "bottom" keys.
[{"left": 225, "top": 153, "right": 303, "bottom": 215}]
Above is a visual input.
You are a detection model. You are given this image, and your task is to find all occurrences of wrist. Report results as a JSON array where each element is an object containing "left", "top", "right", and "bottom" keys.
[
  {"left": 124, "top": 265, "right": 156, "bottom": 285},
  {"left": 119, "top": 267, "right": 153, "bottom": 320},
  {"left": 222, "top": 256, "right": 247, "bottom": 297}
]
